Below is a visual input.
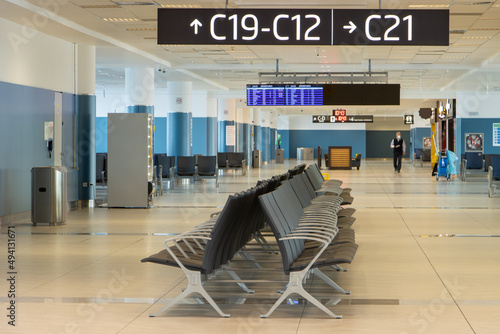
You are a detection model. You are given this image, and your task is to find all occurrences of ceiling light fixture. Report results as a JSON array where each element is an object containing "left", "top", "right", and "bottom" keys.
[
  {"left": 161, "top": 4, "right": 202, "bottom": 8},
  {"left": 408, "top": 4, "right": 449, "bottom": 8},
  {"left": 103, "top": 18, "right": 141, "bottom": 22}
]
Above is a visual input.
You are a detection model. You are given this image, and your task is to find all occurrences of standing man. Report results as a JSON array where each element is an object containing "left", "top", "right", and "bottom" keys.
[{"left": 390, "top": 131, "right": 406, "bottom": 173}]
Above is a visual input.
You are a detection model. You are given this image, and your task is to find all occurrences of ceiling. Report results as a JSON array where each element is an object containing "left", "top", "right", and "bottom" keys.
[{"left": 2, "top": 0, "right": 500, "bottom": 116}]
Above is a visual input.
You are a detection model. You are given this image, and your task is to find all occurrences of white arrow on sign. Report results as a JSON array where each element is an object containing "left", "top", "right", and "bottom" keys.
[
  {"left": 190, "top": 19, "right": 202, "bottom": 35},
  {"left": 343, "top": 21, "right": 357, "bottom": 34}
]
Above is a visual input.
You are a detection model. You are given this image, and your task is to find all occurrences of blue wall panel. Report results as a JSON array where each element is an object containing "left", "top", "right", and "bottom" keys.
[
  {"left": 459, "top": 118, "right": 500, "bottom": 154},
  {"left": 96, "top": 117, "right": 108, "bottom": 153},
  {"left": 366, "top": 131, "right": 410, "bottom": 158},
  {"left": 207, "top": 117, "right": 217, "bottom": 155},
  {"left": 410, "top": 127, "right": 431, "bottom": 159},
  {"left": 154, "top": 117, "right": 167, "bottom": 154},
  {"left": 192, "top": 117, "right": 208, "bottom": 155},
  {"left": 0, "top": 81, "right": 78, "bottom": 216},
  {"left": 288, "top": 130, "right": 366, "bottom": 159}
]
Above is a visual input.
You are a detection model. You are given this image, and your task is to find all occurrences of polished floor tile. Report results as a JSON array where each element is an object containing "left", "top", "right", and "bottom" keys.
[{"left": 1, "top": 159, "right": 500, "bottom": 333}]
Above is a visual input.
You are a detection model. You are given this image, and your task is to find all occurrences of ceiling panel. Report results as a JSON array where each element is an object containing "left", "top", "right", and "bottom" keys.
[{"left": 3, "top": 0, "right": 500, "bottom": 115}]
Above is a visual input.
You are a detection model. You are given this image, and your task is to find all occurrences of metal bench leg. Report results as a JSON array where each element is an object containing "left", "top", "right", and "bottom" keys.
[
  {"left": 238, "top": 250, "right": 262, "bottom": 269},
  {"left": 311, "top": 268, "right": 351, "bottom": 294},
  {"left": 225, "top": 270, "right": 255, "bottom": 294},
  {"left": 331, "top": 264, "right": 348, "bottom": 272},
  {"left": 150, "top": 270, "right": 230, "bottom": 318},
  {"left": 261, "top": 270, "right": 342, "bottom": 319}
]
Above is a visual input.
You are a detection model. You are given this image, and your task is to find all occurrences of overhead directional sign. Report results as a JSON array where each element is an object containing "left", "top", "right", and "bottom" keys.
[
  {"left": 158, "top": 9, "right": 449, "bottom": 46},
  {"left": 312, "top": 115, "right": 373, "bottom": 123}
]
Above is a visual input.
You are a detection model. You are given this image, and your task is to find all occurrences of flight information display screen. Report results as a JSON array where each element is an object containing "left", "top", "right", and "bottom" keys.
[
  {"left": 286, "top": 85, "right": 323, "bottom": 105},
  {"left": 246, "top": 84, "right": 400, "bottom": 106},
  {"left": 246, "top": 84, "right": 285, "bottom": 106}
]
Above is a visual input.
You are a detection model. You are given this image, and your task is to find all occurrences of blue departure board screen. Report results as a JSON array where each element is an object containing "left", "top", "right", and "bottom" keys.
[
  {"left": 285, "top": 85, "right": 323, "bottom": 105},
  {"left": 246, "top": 84, "right": 285, "bottom": 106},
  {"left": 246, "top": 84, "right": 399, "bottom": 106}
]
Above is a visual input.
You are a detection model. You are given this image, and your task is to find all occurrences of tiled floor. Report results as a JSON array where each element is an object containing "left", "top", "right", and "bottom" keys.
[{"left": 1, "top": 159, "right": 500, "bottom": 334}]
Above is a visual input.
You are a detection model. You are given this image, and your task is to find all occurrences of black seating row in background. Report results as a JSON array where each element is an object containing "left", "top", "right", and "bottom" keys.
[
  {"left": 217, "top": 152, "right": 246, "bottom": 175},
  {"left": 96, "top": 153, "right": 225, "bottom": 191},
  {"left": 460, "top": 152, "right": 500, "bottom": 181}
]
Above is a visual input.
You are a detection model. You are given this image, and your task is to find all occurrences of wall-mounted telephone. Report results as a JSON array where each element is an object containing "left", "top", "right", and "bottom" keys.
[
  {"left": 47, "top": 140, "right": 53, "bottom": 158},
  {"left": 44, "top": 121, "right": 54, "bottom": 159}
]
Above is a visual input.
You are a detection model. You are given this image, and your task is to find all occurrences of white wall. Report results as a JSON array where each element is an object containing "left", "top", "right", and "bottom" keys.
[
  {"left": 96, "top": 87, "right": 176, "bottom": 117},
  {"left": 412, "top": 114, "right": 431, "bottom": 128},
  {"left": 457, "top": 91, "right": 500, "bottom": 118},
  {"left": 0, "top": 18, "right": 75, "bottom": 93}
]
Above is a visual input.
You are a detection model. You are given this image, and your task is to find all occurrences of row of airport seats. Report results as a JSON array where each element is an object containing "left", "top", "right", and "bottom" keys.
[
  {"left": 154, "top": 154, "right": 218, "bottom": 193},
  {"left": 413, "top": 148, "right": 431, "bottom": 166},
  {"left": 460, "top": 152, "right": 500, "bottom": 182},
  {"left": 141, "top": 163, "right": 358, "bottom": 318},
  {"left": 97, "top": 152, "right": 247, "bottom": 192},
  {"left": 217, "top": 152, "right": 246, "bottom": 175}
]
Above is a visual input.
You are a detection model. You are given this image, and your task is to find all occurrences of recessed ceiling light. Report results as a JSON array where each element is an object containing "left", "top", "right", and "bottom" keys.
[
  {"left": 161, "top": 4, "right": 202, "bottom": 8},
  {"left": 409, "top": 4, "right": 449, "bottom": 8},
  {"left": 103, "top": 18, "right": 141, "bottom": 22},
  {"left": 126, "top": 27, "right": 157, "bottom": 31},
  {"left": 113, "top": 1, "right": 158, "bottom": 5},
  {"left": 80, "top": 5, "right": 121, "bottom": 8},
  {"left": 461, "top": 36, "right": 491, "bottom": 39}
]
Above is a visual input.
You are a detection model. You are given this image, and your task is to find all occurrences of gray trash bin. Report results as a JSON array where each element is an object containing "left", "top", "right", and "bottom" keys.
[
  {"left": 31, "top": 166, "right": 67, "bottom": 225},
  {"left": 276, "top": 148, "right": 284, "bottom": 163},
  {"left": 297, "top": 147, "right": 314, "bottom": 160},
  {"left": 252, "top": 150, "right": 262, "bottom": 168}
]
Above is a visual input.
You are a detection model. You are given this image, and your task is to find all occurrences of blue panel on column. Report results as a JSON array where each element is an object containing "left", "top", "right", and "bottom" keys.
[
  {"left": 236, "top": 122, "right": 244, "bottom": 152},
  {"left": 270, "top": 128, "right": 276, "bottom": 161},
  {"left": 243, "top": 123, "right": 252, "bottom": 162},
  {"left": 218, "top": 120, "right": 235, "bottom": 153},
  {"left": 96, "top": 117, "right": 108, "bottom": 153},
  {"left": 167, "top": 112, "right": 192, "bottom": 156},
  {"left": 261, "top": 126, "right": 270, "bottom": 162},
  {"left": 193, "top": 117, "right": 208, "bottom": 155},
  {"left": 154, "top": 117, "right": 167, "bottom": 154},
  {"left": 253, "top": 125, "right": 262, "bottom": 153},
  {"left": 207, "top": 117, "right": 217, "bottom": 156},
  {"left": 127, "top": 105, "right": 154, "bottom": 114},
  {"left": 77, "top": 94, "right": 96, "bottom": 201}
]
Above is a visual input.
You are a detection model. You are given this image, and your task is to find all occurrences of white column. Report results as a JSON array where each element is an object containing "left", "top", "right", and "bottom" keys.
[{"left": 125, "top": 68, "right": 155, "bottom": 108}]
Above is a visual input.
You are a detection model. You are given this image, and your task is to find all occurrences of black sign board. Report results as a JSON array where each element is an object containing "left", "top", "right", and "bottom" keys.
[
  {"left": 404, "top": 114, "right": 414, "bottom": 124},
  {"left": 158, "top": 9, "right": 449, "bottom": 46},
  {"left": 312, "top": 115, "right": 373, "bottom": 123}
]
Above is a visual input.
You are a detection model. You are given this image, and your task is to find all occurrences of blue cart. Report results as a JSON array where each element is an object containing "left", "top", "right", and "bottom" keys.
[{"left": 436, "top": 152, "right": 450, "bottom": 181}]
